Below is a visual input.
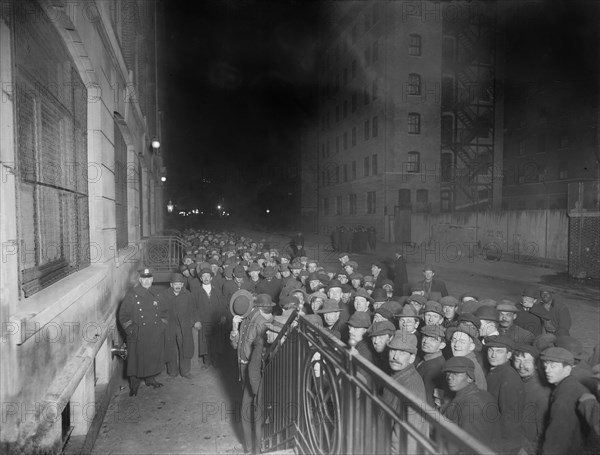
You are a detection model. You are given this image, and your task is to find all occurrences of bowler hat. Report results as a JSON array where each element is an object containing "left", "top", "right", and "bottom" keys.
[
  {"left": 522, "top": 287, "right": 538, "bottom": 298},
  {"left": 396, "top": 305, "right": 420, "bottom": 319},
  {"left": 442, "top": 357, "right": 475, "bottom": 380},
  {"left": 326, "top": 279, "right": 343, "bottom": 292},
  {"left": 353, "top": 288, "right": 374, "bottom": 303},
  {"left": 457, "top": 312, "right": 482, "bottom": 329},
  {"left": 347, "top": 312, "right": 372, "bottom": 328},
  {"left": 230, "top": 289, "right": 254, "bottom": 318},
  {"left": 371, "top": 288, "right": 388, "bottom": 302},
  {"left": 233, "top": 265, "right": 246, "bottom": 278},
  {"left": 540, "top": 347, "right": 574, "bottom": 366},
  {"left": 474, "top": 305, "right": 499, "bottom": 322},
  {"left": 248, "top": 263, "right": 262, "bottom": 272},
  {"left": 387, "top": 331, "right": 418, "bottom": 353},
  {"left": 423, "top": 264, "right": 436, "bottom": 272},
  {"left": 254, "top": 294, "right": 275, "bottom": 308},
  {"left": 381, "top": 278, "right": 394, "bottom": 289},
  {"left": 199, "top": 267, "right": 213, "bottom": 277},
  {"left": 279, "top": 295, "right": 300, "bottom": 310},
  {"left": 349, "top": 272, "right": 363, "bottom": 281},
  {"left": 371, "top": 260, "right": 384, "bottom": 269},
  {"left": 309, "top": 291, "right": 327, "bottom": 303}
]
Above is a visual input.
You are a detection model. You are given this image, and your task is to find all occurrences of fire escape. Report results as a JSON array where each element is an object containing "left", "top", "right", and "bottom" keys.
[{"left": 441, "top": 5, "right": 496, "bottom": 211}]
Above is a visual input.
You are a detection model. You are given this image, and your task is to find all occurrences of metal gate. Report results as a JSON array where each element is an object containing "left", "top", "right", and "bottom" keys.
[{"left": 567, "top": 181, "right": 600, "bottom": 280}]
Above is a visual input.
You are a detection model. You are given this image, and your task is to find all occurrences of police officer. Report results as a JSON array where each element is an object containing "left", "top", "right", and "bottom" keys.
[{"left": 119, "top": 267, "right": 168, "bottom": 396}]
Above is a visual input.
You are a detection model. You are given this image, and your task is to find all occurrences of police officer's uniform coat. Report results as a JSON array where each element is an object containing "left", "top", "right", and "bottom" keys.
[{"left": 119, "top": 284, "right": 168, "bottom": 377}]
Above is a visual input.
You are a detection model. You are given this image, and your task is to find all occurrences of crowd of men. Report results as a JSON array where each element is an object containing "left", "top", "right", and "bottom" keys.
[{"left": 119, "top": 228, "right": 600, "bottom": 455}]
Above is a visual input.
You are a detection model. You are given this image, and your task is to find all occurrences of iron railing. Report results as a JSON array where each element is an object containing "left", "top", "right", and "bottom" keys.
[
  {"left": 140, "top": 236, "right": 186, "bottom": 281},
  {"left": 261, "top": 313, "right": 496, "bottom": 455}
]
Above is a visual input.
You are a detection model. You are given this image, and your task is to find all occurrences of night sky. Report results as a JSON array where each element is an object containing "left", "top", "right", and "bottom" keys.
[
  {"left": 160, "top": 0, "right": 599, "bottom": 218},
  {"left": 162, "top": 0, "right": 321, "bottom": 218}
]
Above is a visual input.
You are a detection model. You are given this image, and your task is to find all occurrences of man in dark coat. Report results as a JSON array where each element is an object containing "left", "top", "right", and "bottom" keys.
[
  {"left": 441, "top": 357, "right": 501, "bottom": 453},
  {"left": 539, "top": 287, "right": 572, "bottom": 336},
  {"left": 160, "top": 273, "right": 200, "bottom": 379},
  {"left": 194, "top": 267, "right": 227, "bottom": 368},
  {"left": 484, "top": 335, "right": 527, "bottom": 454},
  {"left": 393, "top": 250, "right": 408, "bottom": 297},
  {"left": 256, "top": 266, "right": 282, "bottom": 304},
  {"left": 541, "top": 347, "right": 589, "bottom": 455},
  {"left": 497, "top": 300, "right": 535, "bottom": 345},
  {"left": 119, "top": 267, "right": 168, "bottom": 396},
  {"left": 416, "top": 325, "right": 447, "bottom": 407},
  {"left": 418, "top": 264, "right": 448, "bottom": 299}
]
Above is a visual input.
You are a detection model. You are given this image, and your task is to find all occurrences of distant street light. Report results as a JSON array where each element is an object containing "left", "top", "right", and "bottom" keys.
[
  {"left": 217, "top": 205, "right": 222, "bottom": 210},
  {"left": 266, "top": 209, "right": 270, "bottom": 214},
  {"left": 161, "top": 176, "right": 167, "bottom": 182},
  {"left": 167, "top": 201, "right": 174, "bottom": 213},
  {"left": 151, "top": 139, "right": 161, "bottom": 149}
]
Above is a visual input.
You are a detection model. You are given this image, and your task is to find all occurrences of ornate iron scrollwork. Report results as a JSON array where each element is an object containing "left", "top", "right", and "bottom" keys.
[{"left": 301, "top": 351, "right": 342, "bottom": 454}]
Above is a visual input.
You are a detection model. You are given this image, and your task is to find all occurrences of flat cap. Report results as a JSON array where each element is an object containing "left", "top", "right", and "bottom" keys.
[
  {"left": 387, "top": 331, "right": 418, "bottom": 353},
  {"left": 371, "top": 288, "right": 388, "bottom": 302},
  {"left": 199, "top": 267, "right": 213, "bottom": 277},
  {"left": 170, "top": 272, "right": 186, "bottom": 283},
  {"left": 423, "top": 301, "right": 444, "bottom": 317},
  {"left": 368, "top": 321, "right": 396, "bottom": 338},
  {"left": 381, "top": 278, "right": 394, "bottom": 288},
  {"left": 484, "top": 335, "right": 516, "bottom": 350},
  {"left": 326, "top": 279, "right": 343, "bottom": 291},
  {"left": 375, "top": 301, "right": 404, "bottom": 321},
  {"left": 496, "top": 300, "right": 519, "bottom": 312},
  {"left": 233, "top": 265, "right": 246, "bottom": 278},
  {"left": 442, "top": 357, "right": 475, "bottom": 380},
  {"left": 289, "top": 261, "right": 303, "bottom": 270},
  {"left": 396, "top": 305, "right": 420, "bottom": 319},
  {"left": 514, "top": 344, "right": 540, "bottom": 359},
  {"left": 304, "top": 314, "right": 323, "bottom": 328},
  {"left": 279, "top": 295, "right": 300, "bottom": 310},
  {"left": 457, "top": 312, "right": 482, "bottom": 329},
  {"left": 447, "top": 323, "right": 482, "bottom": 350},
  {"left": 349, "top": 272, "right": 363, "bottom": 280},
  {"left": 371, "top": 260, "right": 384, "bottom": 269},
  {"left": 439, "top": 296, "right": 459, "bottom": 307},
  {"left": 541, "top": 347, "right": 574, "bottom": 366},
  {"left": 347, "top": 312, "right": 372, "bottom": 328},
  {"left": 420, "top": 325, "right": 446, "bottom": 339},
  {"left": 248, "top": 263, "right": 262, "bottom": 272},
  {"left": 555, "top": 336, "right": 585, "bottom": 360},
  {"left": 353, "top": 288, "right": 374, "bottom": 303},
  {"left": 262, "top": 266, "right": 277, "bottom": 277},
  {"left": 338, "top": 252, "right": 350, "bottom": 259},
  {"left": 408, "top": 295, "right": 427, "bottom": 306}
]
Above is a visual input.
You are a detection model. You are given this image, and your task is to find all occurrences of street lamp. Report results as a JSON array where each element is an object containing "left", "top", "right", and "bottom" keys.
[
  {"left": 266, "top": 209, "right": 270, "bottom": 214},
  {"left": 151, "top": 139, "right": 161, "bottom": 149},
  {"left": 161, "top": 176, "right": 167, "bottom": 183},
  {"left": 167, "top": 201, "right": 174, "bottom": 213}
]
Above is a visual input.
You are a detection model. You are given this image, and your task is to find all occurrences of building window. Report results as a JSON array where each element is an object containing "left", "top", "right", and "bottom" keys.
[
  {"left": 408, "top": 113, "right": 421, "bottom": 134},
  {"left": 441, "top": 190, "right": 451, "bottom": 212},
  {"left": 559, "top": 162, "right": 568, "bottom": 180},
  {"left": 372, "top": 116, "right": 378, "bottom": 137},
  {"left": 367, "top": 191, "right": 376, "bottom": 214},
  {"left": 336, "top": 136, "right": 340, "bottom": 154},
  {"left": 343, "top": 164, "right": 348, "bottom": 182},
  {"left": 343, "top": 132, "right": 348, "bottom": 150},
  {"left": 352, "top": 127, "right": 357, "bottom": 147},
  {"left": 416, "top": 189, "right": 429, "bottom": 212},
  {"left": 407, "top": 151, "right": 420, "bottom": 173},
  {"left": 372, "top": 40, "right": 379, "bottom": 62},
  {"left": 343, "top": 100, "right": 348, "bottom": 118},
  {"left": 398, "top": 189, "right": 411, "bottom": 208},
  {"left": 114, "top": 119, "right": 128, "bottom": 250},
  {"left": 352, "top": 92, "right": 357, "bottom": 112},
  {"left": 15, "top": 4, "right": 90, "bottom": 297},
  {"left": 364, "top": 85, "right": 370, "bottom": 105},
  {"left": 364, "top": 157, "right": 370, "bottom": 177},
  {"left": 372, "top": 79, "right": 378, "bottom": 100},
  {"left": 352, "top": 25, "right": 357, "bottom": 44},
  {"left": 336, "top": 105, "right": 340, "bottom": 123},
  {"left": 408, "top": 73, "right": 421, "bottom": 95},
  {"left": 343, "top": 68, "right": 348, "bottom": 86},
  {"left": 441, "top": 152, "right": 453, "bottom": 181},
  {"left": 352, "top": 59, "right": 357, "bottom": 79},
  {"left": 409, "top": 34, "right": 422, "bottom": 56},
  {"left": 335, "top": 73, "right": 340, "bottom": 93},
  {"left": 364, "top": 119, "right": 370, "bottom": 140},
  {"left": 372, "top": 154, "right": 378, "bottom": 175},
  {"left": 336, "top": 196, "right": 343, "bottom": 215},
  {"left": 326, "top": 141, "right": 330, "bottom": 157},
  {"left": 518, "top": 139, "right": 526, "bottom": 156},
  {"left": 349, "top": 194, "right": 357, "bottom": 215},
  {"left": 323, "top": 198, "right": 329, "bottom": 216},
  {"left": 352, "top": 161, "right": 357, "bottom": 180}
]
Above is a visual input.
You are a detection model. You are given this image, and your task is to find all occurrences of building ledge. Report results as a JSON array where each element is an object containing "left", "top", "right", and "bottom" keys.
[
  {"left": 568, "top": 210, "right": 600, "bottom": 218},
  {"left": 9, "top": 264, "right": 108, "bottom": 346}
]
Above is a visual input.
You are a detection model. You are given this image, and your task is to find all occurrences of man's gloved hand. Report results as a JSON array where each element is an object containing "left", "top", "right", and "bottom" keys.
[{"left": 125, "top": 324, "right": 138, "bottom": 340}]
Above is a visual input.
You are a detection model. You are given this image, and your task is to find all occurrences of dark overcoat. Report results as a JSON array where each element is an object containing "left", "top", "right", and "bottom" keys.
[
  {"left": 119, "top": 284, "right": 168, "bottom": 377},
  {"left": 193, "top": 284, "right": 227, "bottom": 356},
  {"left": 159, "top": 287, "right": 197, "bottom": 363}
]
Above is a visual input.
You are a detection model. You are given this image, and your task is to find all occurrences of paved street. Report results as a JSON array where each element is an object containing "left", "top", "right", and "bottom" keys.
[{"left": 91, "top": 228, "right": 599, "bottom": 455}]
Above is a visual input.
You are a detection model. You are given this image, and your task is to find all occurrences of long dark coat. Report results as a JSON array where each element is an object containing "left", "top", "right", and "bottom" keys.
[
  {"left": 159, "top": 287, "right": 197, "bottom": 363},
  {"left": 193, "top": 284, "right": 227, "bottom": 356},
  {"left": 119, "top": 284, "right": 168, "bottom": 377}
]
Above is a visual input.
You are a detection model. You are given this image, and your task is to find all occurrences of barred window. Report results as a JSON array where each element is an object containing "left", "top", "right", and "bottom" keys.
[
  {"left": 408, "top": 113, "right": 421, "bottom": 134},
  {"left": 409, "top": 34, "right": 422, "bottom": 56},
  {"left": 349, "top": 194, "right": 357, "bottom": 215},
  {"left": 407, "top": 151, "right": 420, "bottom": 173},
  {"left": 15, "top": 3, "right": 90, "bottom": 297},
  {"left": 408, "top": 73, "right": 421, "bottom": 95},
  {"left": 114, "top": 118, "right": 129, "bottom": 250},
  {"left": 367, "top": 191, "right": 376, "bottom": 214}
]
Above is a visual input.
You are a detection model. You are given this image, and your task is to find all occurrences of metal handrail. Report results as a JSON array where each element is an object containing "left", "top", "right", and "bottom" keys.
[
  {"left": 140, "top": 235, "right": 186, "bottom": 272},
  {"left": 260, "top": 314, "right": 497, "bottom": 455}
]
